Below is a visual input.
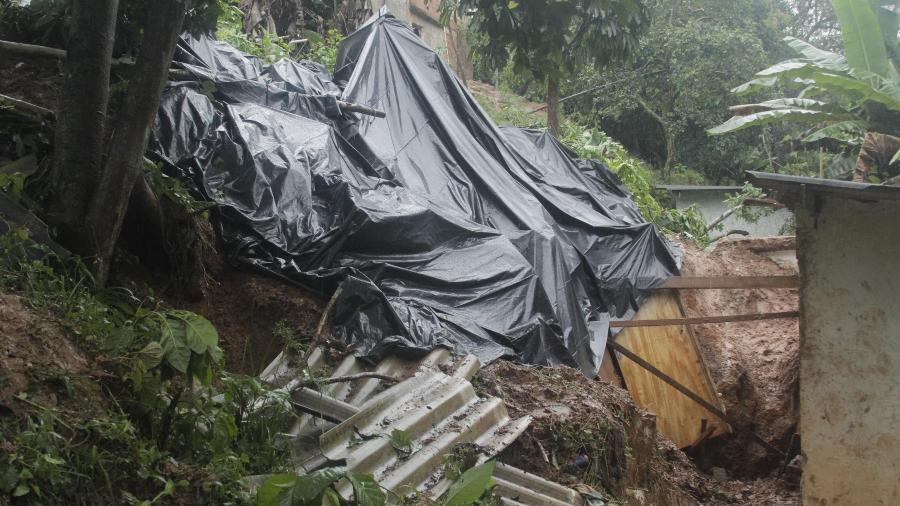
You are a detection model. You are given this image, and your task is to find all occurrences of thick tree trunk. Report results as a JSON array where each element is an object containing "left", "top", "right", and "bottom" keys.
[
  {"left": 84, "top": 0, "right": 188, "bottom": 285},
  {"left": 636, "top": 95, "right": 675, "bottom": 175},
  {"left": 46, "top": 0, "right": 119, "bottom": 254},
  {"left": 547, "top": 76, "right": 561, "bottom": 137}
]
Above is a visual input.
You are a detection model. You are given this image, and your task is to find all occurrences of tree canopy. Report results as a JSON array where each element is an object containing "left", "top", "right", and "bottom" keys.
[{"left": 444, "top": 0, "right": 651, "bottom": 134}]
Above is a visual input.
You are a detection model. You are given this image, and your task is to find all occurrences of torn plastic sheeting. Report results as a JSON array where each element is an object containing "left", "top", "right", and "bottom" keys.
[{"left": 150, "top": 11, "right": 679, "bottom": 376}]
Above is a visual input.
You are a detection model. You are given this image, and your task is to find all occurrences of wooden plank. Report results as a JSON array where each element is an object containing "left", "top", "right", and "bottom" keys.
[
  {"left": 659, "top": 275, "right": 799, "bottom": 289},
  {"left": 609, "top": 310, "right": 798, "bottom": 328},
  {"left": 614, "top": 291, "right": 730, "bottom": 447},
  {"left": 611, "top": 341, "right": 784, "bottom": 457},
  {"left": 597, "top": 350, "right": 623, "bottom": 388}
]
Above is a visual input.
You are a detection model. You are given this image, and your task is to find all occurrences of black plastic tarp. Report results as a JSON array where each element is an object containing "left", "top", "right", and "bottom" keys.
[{"left": 150, "top": 10, "right": 680, "bottom": 376}]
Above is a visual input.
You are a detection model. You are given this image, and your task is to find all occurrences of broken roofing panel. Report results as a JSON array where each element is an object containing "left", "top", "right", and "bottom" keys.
[{"left": 259, "top": 348, "right": 583, "bottom": 505}]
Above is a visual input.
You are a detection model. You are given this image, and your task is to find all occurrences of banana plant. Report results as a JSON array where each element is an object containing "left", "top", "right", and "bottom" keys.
[{"left": 709, "top": 0, "right": 900, "bottom": 162}]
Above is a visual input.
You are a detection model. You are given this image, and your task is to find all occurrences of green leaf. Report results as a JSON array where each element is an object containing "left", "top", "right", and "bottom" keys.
[
  {"left": 291, "top": 467, "right": 347, "bottom": 504},
  {"left": 753, "top": 98, "right": 847, "bottom": 113},
  {"left": 389, "top": 429, "right": 413, "bottom": 455},
  {"left": 833, "top": 0, "right": 890, "bottom": 77},
  {"left": 801, "top": 120, "right": 867, "bottom": 144},
  {"left": 12, "top": 484, "right": 29, "bottom": 497},
  {"left": 783, "top": 37, "right": 848, "bottom": 71},
  {"left": 255, "top": 474, "right": 296, "bottom": 506},
  {"left": 507, "top": 0, "right": 519, "bottom": 8},
  {"left": 347, "top": 473, "right": 385, "bottom": 506},
  {"left": 164, "top": 338, "right": 191, "bottom": 373},
  {"left": 890, "top": 146, "right": 900, "bottom": 166},
  {"left": 168, "top": 311, "right": 218, "bottom": 355},
  {"left": 708, "top": 108, "right": 851, "bottom": 135},
  {"left": 42, "top": 455, "right": 65, "bottom": 465},
  {"left": 323, "top": 488, "right": 342, "bottom": 506},
  {"left": 442, "top": 460, "right": 495, "bottom": 506},
  {"left": 137, "top": 342, "right": 165, "bottom": 369}
]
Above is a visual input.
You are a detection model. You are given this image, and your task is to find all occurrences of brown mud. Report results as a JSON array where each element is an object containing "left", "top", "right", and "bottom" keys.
[{"left": 678, "top": 237, "right": 800, "bottom": 479}]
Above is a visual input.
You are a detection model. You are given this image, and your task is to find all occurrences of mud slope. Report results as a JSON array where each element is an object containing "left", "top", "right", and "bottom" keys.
[{"left": 679, "top": 237, "right": 800, "bottom": 478}]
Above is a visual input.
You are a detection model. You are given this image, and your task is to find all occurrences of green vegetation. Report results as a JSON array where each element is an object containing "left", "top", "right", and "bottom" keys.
[
  {"left": 216, "top": 0, "right": 293, "bottom": 63},
  {"left": 445, "top": 0, "right": 650, "bottom": 134},
  {"left": 711, "top": 0, "right": 900, "bottom": 180},
  {"left": 472, "top": 0, "right": 892, "bottom": 185},
  {"left": 0, "top": 229, "right": 296, "bottom": 504}
]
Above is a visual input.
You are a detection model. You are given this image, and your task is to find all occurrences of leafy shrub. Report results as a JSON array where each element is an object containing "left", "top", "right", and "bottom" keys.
[
  {"left": 304, "top": 29, "right": 345, "bottom": 72},
  {"left": 0, "top": 231, "right": 295, "bottom": 503},
  {"left": 559, "top": 125, "right": 710, "bottom": 244},
  {"left": 216, "top": 0, "right": 292, "bottom": 63}
]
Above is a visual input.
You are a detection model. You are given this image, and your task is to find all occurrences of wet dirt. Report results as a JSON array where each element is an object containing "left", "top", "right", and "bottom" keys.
[
  {"left": 0, "top": 292, "right": 106, "bottom": 419},
  {"left": 479, "top": 359, "right": 800, "bottom": 505},
  {"left": 677, "top": 237, "right": 800, "bottom": 479},
  {"left": 179, "top": 266, "right": 324, "bottom": 375}
]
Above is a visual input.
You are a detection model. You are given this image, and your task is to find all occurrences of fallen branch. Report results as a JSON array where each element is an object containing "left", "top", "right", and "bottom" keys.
[
  {"left": 609, "top": 340, "right": 786, "bottom": 458},
  {"left": 709, "top": 229, "right": 750, "bottom": 243},
  {"left": 337, "top": 100, "right": 386, "bottom": 118},
  {"left": 296, "top": 372, "right": 398, "bottom": 388},
  {"left": 297, "top": 283, "right": 344, "bottom": 368},
  {"left": 705, "top": 196, "right": 783, "bottom": 232},
  {"left": 0, "top": 39, "right": 66, "bottom": 59},
  {"left": 0, "top": 93, "right": 54, "bottom": 117}
]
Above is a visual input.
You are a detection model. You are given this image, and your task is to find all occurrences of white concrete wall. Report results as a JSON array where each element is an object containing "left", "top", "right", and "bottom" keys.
[
  {"left": 796, "top": 196, "right": 900, "bottom": 505},
  {"left": 673, "top": 189, "right": 793, "bottom": 236}
]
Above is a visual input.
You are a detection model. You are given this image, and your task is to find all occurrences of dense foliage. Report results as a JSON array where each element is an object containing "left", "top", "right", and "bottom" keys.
[
  {"left": 557, "top": 0, "right": 794, "bottom": 182},
  {"left": 0, "top": 230, "right": 296, "bottom": 504},
  {"left": 710, "top": 0, "right": 900, "bottom": 179},
  {"left": 444, "top": 0, "right": 651, "bottom": 132}
]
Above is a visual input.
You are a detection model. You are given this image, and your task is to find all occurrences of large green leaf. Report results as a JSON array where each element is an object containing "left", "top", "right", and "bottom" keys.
[
  {"left": 783, "top": 36, "right": 848, "bottom": 70},
  {"left": 442, "top": 461, "right": 496, "bottom": 506},
  {"left": 802, "top": 120, "right": 868, "bottom": 143},
  {"left": 255, "top": 474, "right": 298, "bottom": 506},
  {"left": 346, "top": 473, "right": 385, "bottom": 506},
  {"left": 806, "top": 71, "right": 900, "bottom": 110},
  {"left": 738, "top": 62, "right": 900, "bottom": 111},
  {"left": 159, "top": 322, "right": 191, "bottom": 373},
  {"left": 754, "top": 98, "right": 848, "bottom": 113},
  {"left": 256, "top": 468, "right": 350, "bottom": 506},
  {"left": 168, "top": 310, "right": 219, "bottom": 355},
  {"left": 833, "top": 0, "right": 890, "bottom": 77},
  {"left": 873, "top": 1, "right": 900, "bottom": 68},
  {"left": 732, "top": 61, "right": 838, "bottom": 95},
  {"left": 708, "top": 108, "right": 851, "bottom": 135}
]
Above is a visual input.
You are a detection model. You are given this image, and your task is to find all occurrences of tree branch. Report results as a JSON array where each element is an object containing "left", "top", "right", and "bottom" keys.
[
  {"left": 296, "top": 372, "right": 398, "bottom": 388},
  {"left": 0, "top": 93, "right": 54, "bottom": 117},
  {"left": 0, "top": 39, "right": 66, "bottom": 59}
]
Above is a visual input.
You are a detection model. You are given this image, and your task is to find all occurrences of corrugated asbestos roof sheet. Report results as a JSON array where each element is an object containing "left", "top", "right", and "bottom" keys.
[{"left": 258, "top": 348, "right": 583, "bottom": 505}]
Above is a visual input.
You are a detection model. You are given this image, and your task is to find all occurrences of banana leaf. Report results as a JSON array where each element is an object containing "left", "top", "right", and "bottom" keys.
[
  {"left": 708, "top": 108, "right": 855, "bottom": 135},
  {"left": 832, "top": 0, "right": 890, "bottom": 77}
]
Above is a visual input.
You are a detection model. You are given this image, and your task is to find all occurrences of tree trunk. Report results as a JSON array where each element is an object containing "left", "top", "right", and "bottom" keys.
[
  {"left": 636, "top": 95, "right": 675, "bottom": 175},
  {"left": 83, "top": 0, "right": 188, "bottom": 285},
  {"left": 547, "top": 76, "right": 560, "bottom": 137},
  {"left": 46, "top": 0, "right": 119, "bottom": 254}
]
